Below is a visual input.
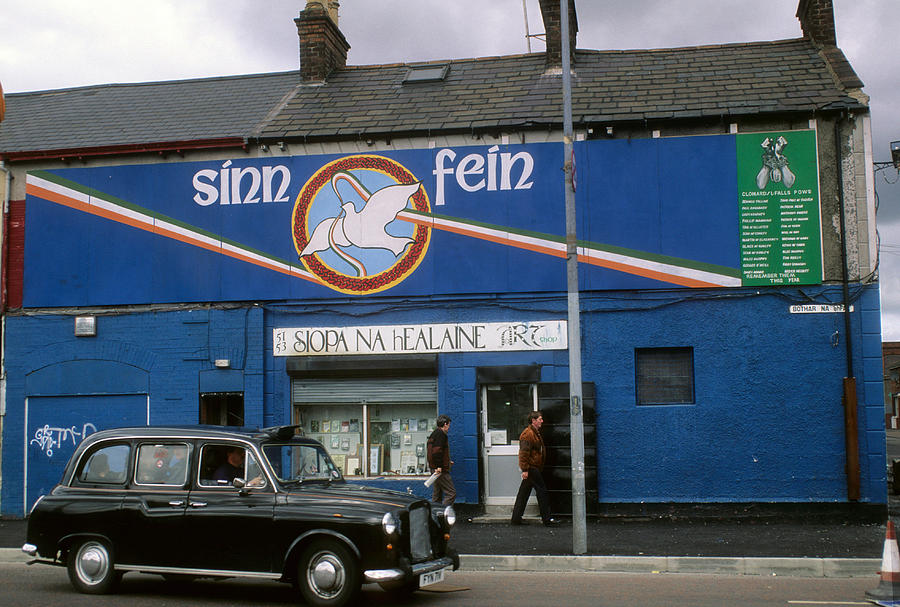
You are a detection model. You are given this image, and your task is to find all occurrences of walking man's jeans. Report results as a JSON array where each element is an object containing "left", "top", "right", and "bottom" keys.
[{"left": 511, "top": 467, "right": 551, "bottom": 524}]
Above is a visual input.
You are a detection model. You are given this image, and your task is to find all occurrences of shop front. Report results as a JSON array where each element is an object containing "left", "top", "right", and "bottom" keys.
[
  {"left": 287, "top": 355, "right": 439, "bottom": 478},
  {"left": 272, "top": 320, "right": 570, "bottom": 503}
]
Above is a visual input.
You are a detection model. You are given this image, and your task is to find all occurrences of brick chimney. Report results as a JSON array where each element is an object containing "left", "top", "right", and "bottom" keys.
[
  {"left": 538, "top": 0, "right": 578, "bottom": 68},
  {"left": 295, "top": 1, "right": 350, "bottom": 83},
  {"left": 796, "top": 0, "right": 837, "bottom": 46}
]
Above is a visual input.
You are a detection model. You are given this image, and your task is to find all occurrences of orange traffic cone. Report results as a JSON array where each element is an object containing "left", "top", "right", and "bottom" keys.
[{"left": 866, "top": 521, "right": 900, "bottom": 603}]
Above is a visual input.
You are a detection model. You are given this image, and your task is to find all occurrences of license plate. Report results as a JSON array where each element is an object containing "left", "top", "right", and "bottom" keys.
[{"left": 419, "top": 567, "right": 447, "bottom": 587}]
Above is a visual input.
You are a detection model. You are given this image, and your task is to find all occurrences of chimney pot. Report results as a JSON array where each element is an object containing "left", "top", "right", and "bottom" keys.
[
  {"left": 796, "top": 0, "right": 837, "bottom": 46},
  {"left": 296, "top": 1, "right": 350, "bottom": 82},
  {"left": 538, "top": 0, "right": 578, "bottom": 68}
]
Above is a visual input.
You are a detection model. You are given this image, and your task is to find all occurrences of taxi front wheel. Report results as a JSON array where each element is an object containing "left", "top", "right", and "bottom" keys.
[{"left": 297, "top": 538, "right": 360, "bottom": 607}]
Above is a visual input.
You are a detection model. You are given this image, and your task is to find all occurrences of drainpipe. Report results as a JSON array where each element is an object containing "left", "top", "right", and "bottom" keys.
[
  {"left": 0, "top": 161, "right": 9, "bottom": 501},
  {"left": 834, "top": 116, "right": 860, "bottom": 501}
]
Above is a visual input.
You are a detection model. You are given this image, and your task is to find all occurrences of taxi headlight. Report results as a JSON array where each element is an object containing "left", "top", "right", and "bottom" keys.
[
  {"left": 443, "top": 505, "right": 456, "bottom": 527},
  {"left": 382, "top": 512, "right": 398, "bottom": 535}
]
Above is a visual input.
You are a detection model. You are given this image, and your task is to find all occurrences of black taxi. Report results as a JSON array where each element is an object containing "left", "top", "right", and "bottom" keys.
[{"left": 22, "top": 425, "right": 458, "bottom": 606}]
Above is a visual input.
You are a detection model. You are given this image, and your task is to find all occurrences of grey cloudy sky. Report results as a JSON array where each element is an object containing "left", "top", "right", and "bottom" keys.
[{"left": 2, "top": 0, "right": 900, "bottom": 336}]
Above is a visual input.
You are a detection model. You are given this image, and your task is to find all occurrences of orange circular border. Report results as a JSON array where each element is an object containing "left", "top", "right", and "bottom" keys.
[{"left": 292, "top": 155, "right": 431, "bottom": 294}]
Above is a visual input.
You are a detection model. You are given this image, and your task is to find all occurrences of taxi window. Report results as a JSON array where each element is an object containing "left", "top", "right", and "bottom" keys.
[
  {"left": 135, "top": 443, "right": 190, "bottom": 486},
  {"left": 199, "top": 444, "right": 267, "bottom": 489},
  {"left": 79, "top": 444, "right": 130, "bottom": 484}
]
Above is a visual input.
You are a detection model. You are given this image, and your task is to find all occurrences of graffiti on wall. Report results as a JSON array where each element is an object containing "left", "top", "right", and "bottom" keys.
[{"left": 29, "top": 423, "right": 97, "bottom": 457}]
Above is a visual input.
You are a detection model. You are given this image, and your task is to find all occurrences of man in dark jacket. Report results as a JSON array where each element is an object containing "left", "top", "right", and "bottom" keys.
[
  {"left": 427, "top": 414, "right": 456, "bottom": 505},
  {"left": 511, "top": 411, "right": 557, "bottom": 525}
]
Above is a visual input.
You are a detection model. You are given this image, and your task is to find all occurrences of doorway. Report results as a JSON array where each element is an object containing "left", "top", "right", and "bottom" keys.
[{"left": 481, "top": 383, "right": 537, "bottom": 506}]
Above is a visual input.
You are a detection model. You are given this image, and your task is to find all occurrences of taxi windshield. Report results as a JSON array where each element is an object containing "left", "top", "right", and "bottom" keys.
[{"left": 262, "top": 443, "right": 342, "bottom": 483}]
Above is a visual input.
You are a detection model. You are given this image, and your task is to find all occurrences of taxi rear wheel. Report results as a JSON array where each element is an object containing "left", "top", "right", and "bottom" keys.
[
  {"left": 297, "top": 538, "right": 360, "bottom": 607},
  {"left": 66, "top": 539, "right": 121, "bottom": 594}
]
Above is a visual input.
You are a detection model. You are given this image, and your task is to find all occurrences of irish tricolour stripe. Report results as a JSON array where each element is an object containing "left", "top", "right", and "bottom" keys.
[
  {"left": 399, "top": 209, "right": 741, "bottom": 288},
  {"left": 27, "top": 172, "right": 741, "bottom": 289},
  {"left": 26, "top": 171, "right": 321, "bottom": 284}
]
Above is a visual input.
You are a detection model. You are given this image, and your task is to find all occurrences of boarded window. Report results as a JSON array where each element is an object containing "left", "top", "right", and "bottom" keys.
[{"left": 635, "top": 347, "right": 694, "bottom": 405}]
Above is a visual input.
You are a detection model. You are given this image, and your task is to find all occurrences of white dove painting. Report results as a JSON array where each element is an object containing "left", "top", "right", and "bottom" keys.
[{"left": 299, "top": 171, "right": 419, "bottom": 277}]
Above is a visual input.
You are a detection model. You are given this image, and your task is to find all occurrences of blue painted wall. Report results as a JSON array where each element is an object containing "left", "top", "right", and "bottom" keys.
[
  {"left": 1, "top": 284, "right": 885, "bottom": 515},
  {"left": 23, "top": 133, "right": 815, "bottom": 307},
  {"left": 2, "top": 307, "right": 265, "bottom": 515}
]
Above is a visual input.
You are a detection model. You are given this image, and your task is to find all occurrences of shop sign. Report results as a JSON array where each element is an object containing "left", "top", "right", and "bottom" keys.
[{"left": 273, "top": 320, "right": 567, "bottom": 356}]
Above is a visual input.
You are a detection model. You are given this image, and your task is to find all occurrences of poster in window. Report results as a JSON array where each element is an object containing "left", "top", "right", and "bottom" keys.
[
  {"left": 416, "top": 443, "right": 425, "bottom": 457},
  {"left": 341, "top": 420, "right": 350, "bottom": 433},
  {"left": 400, "top": 451, "right": 417, "bottom": 474},
  {"left": 345, "top": 456, "right": 360, "bottom": 476},
  {"left": 418, "top": 418, "right": 428, "bottom": 431},
  {"left": 310, "top": 420, "right": 319, "bottom": 433},
  {"left": 369, "top": 444, "right": 383, "bottom": 475},
  {"left": 322, "top": 420, "right": 331, "bottom": 433},
  {"left": 370, "top": 421, "right": 392, "bottom": 472},
  {"left": 349, "top": 418, "right": 359, "bottom": 432},
  {"left": 331, "top": 435, "right": 340, "bottom": 449}
]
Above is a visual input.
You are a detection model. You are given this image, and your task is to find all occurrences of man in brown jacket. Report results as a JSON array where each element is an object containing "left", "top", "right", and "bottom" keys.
[{"left": 510, "top": 411, "right": 557, "bottom": 525}]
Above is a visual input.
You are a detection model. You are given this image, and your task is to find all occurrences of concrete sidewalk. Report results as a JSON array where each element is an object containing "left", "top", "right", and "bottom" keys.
[
  {"left": 1, "top": 512, "right": 888, "bottom": 578},
  {"left": 0, "top": 548, "right": 880, "bottom": 578}
]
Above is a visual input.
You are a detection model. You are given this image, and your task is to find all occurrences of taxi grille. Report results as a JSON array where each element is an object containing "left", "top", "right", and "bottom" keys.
[{"left": 408, "top": 504, "right": 433, "bottom": 562}]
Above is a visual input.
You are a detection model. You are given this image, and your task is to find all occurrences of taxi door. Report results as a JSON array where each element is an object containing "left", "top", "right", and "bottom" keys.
[
  {"left": 118, "top": 441, "right": 192, "bottom": 567},
  {"left": 182, "top": 442, "right": 277, "bottom": 574}
]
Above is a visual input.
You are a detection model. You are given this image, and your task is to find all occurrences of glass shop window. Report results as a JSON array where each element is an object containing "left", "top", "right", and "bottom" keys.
[
  {"left": 635, "top": 347, "right": 695, "bottom": 405},
  {"left": 295, "top": 402, "right": 438, "bottom": 478},
  {"left": 484, "top": 383, "right": 534, "bottom": 446}
]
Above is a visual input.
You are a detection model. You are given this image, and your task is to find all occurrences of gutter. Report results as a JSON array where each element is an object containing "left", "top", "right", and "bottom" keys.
[{"left": 0, "top": 137, "right": 246, "bottom": 163}]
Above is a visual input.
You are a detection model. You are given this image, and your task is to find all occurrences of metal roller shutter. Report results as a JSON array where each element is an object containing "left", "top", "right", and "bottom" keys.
[{"left": 291, "top": 377, "right": 437, "bottom": 404}]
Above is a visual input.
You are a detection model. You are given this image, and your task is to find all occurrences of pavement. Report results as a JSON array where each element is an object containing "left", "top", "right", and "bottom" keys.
[
  {"left": 1, "top": 503, "right": 894, "bottom": 578},
  {"left": 3, "top": 429, "right": 899, "bottom": 578}
]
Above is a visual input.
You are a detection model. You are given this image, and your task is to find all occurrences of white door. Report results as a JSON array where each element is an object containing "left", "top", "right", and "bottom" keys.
[{"left": 481, "top": 383, "right": 537, "bottom": 505}]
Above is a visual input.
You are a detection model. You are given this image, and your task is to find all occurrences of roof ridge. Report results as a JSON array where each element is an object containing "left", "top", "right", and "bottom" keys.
[
  {"left": 341, "top": 52, "right": 546, "bottom": 71},
  {"left": 335, "top": 38, "right": 812, "bottom": 72},
  {"left": 5, "top": 70, "right": 301, "bottom": 97},
  {"left": 574, "top": 37, "right": 809, "bottom": 55}
]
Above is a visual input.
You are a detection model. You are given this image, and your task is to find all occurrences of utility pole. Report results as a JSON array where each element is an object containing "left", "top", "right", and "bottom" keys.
[{"left": 560, "top": 0, "right": 587, "bottom": 555}]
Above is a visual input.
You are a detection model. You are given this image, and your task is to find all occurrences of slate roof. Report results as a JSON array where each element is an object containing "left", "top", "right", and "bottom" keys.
[
  {"left": 0, "top": 38, "right": 865, "bottom": 157},
  {"left": 256, "top": 39, "right": 865, "bottom": 141},
  {"left": 0, "top": 71, "right": 300, "bottom": 157}
]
